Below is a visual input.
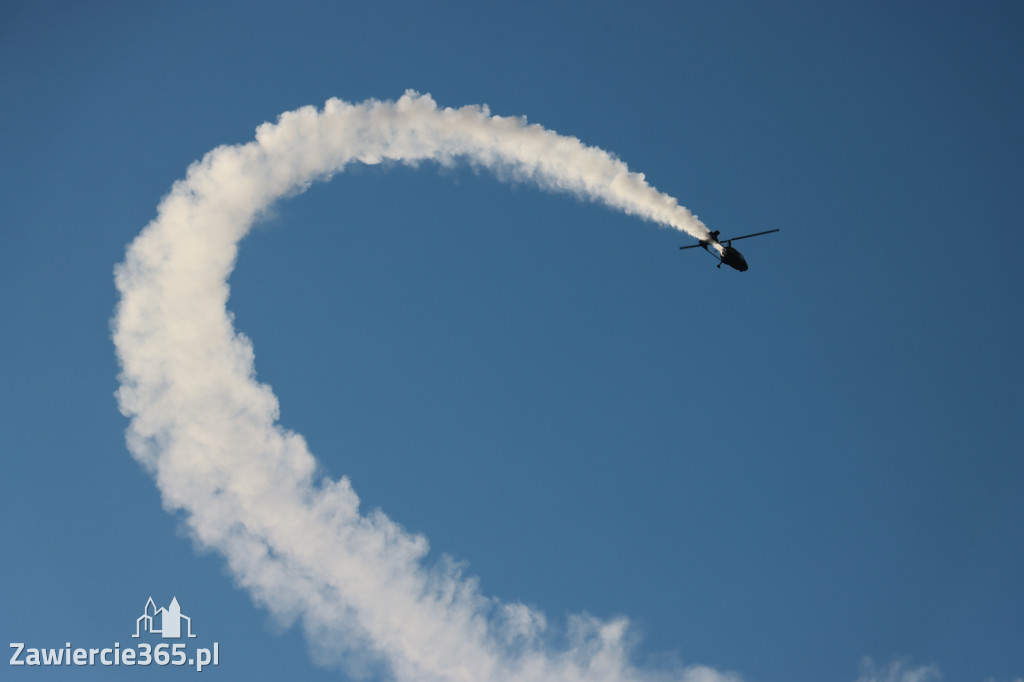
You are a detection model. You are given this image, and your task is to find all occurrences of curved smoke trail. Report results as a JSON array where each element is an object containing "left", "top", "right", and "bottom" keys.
[{"left": 113, "top": 91, "right": 732, "bottom": 682}]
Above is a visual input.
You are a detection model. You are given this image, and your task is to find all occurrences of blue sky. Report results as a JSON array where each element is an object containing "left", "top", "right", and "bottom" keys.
[{"left": 2, "top": 1, "right": 1021, "bottom": 681}]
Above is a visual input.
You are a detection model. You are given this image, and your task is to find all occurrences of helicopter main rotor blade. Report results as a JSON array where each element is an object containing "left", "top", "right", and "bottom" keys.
[
  {"left": 678, "top": 244, "right": 704, "bottom": 250},
  {"left": 720, "top": 228, "right": 780, "bottom": 242}
]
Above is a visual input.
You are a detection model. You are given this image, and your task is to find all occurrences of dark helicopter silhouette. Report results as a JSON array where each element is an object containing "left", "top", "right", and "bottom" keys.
[{"left": 679, "top": 228, "right": 779, "bottom": 271}]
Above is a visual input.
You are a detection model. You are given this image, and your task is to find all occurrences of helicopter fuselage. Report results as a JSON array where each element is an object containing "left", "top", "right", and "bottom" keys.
[{"left": 716, "top": 245, "right": 748, "bottom": 271}]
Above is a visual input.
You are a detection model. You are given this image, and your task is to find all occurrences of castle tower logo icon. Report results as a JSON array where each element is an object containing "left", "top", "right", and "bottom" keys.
[{"left": 133, "top": 597, "right": 197, "bottom": 639}]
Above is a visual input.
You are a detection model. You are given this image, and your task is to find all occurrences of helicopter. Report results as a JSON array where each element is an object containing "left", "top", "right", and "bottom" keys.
[{"left": 679, "top": 228, "right": 779, "bottom": 271}]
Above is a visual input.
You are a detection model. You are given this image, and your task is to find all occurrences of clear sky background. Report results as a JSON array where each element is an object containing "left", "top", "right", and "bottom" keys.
[{"left": 2, "top": 1, "right": 1021, "bottom": 681}]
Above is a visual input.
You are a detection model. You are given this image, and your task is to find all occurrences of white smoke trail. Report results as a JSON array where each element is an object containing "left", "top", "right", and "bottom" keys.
[{"left": 113, "top": 91, "right": 729, "bottom": 682}]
